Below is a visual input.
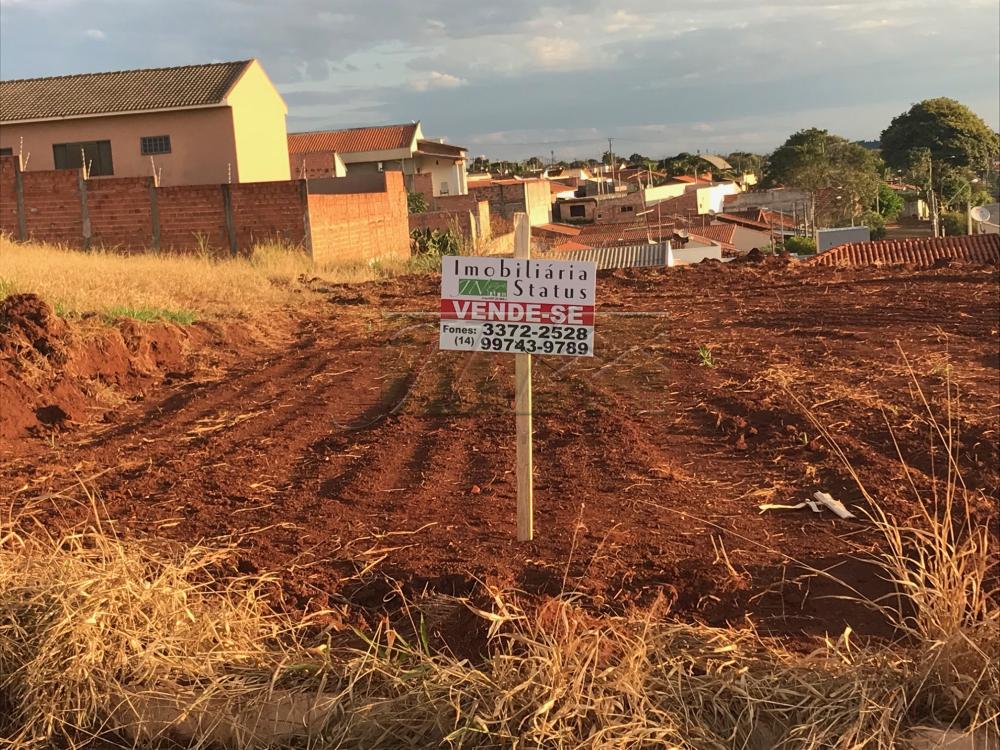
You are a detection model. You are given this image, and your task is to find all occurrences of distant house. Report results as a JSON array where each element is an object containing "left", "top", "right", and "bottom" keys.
[
  {"left": 287, "top": 122, "right": 468, "bottom": 197},
  {"left": 0, "top": 59, "right": 290, "bottom": 186}
]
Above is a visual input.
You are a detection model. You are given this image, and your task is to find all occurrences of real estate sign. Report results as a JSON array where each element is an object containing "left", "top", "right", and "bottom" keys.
[{"left": 440, "top": 256, "right": 596, "bottom": 356}]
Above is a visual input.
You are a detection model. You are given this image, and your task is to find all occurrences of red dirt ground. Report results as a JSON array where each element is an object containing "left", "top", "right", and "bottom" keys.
[{"left": 2, "top": 260, "right": 998, "bottom": 644}]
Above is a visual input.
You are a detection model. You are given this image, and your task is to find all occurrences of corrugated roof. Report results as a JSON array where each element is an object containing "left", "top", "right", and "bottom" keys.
[
  {"left": 551, "top": 242, "right": 671, "bottom": 270},
  {"left": 808, "top": 235, "right": 999, "bottom": 267},
  {"left": 1, "top": 60, "right": 252, "bottom": 122},
  {"left": 288, "top": 123, "right": 419, "bottom": 155}
]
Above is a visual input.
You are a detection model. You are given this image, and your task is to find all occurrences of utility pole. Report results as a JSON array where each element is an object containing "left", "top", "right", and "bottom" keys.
[{"left": 607, "top": 137, "right": 615, "bottom": 188}]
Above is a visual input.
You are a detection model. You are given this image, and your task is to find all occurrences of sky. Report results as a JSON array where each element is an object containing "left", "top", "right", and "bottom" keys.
[{"left": 1, "top": 0, "right": 998, "bottom": 161}]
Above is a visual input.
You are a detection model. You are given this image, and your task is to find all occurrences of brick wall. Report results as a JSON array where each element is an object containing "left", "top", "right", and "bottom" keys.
[
  {"left": 307, "top": 171, "right": 410, "bottom": 265},
  {"left": 156, "top": 184, "right": 228, "bottom": 252},
  {"left": 21, "top": 168, "right": 83, "bottom": 245},
  {"left": 230, "top": 180, "right": 307, "bottom": 249},
  {"left": 425, "top": 195, "right": 491, "bottom": 240},
  {"left": 0, "top": 155, "right": 408, "bottom": 264},
  {"left": 0, "top": 156, "right": 19, "bottom": 237},
  {"left": 469, "top": 179, "right": 551, "bottom": 227},
  {"left": 409, "top": 209, "right": 475, "bottom": 238},
  {"left": 86, "top": 176, "right": 153, "bottom": 249}
]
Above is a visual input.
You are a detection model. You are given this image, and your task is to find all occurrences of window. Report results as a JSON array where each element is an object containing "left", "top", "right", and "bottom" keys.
[
  {"left": 0, "top": 147, "right": 12, "bottom": 157},
  {"left": 440, "top": 181, "right": 450, "bottom": 195},
  {"left": 569, "top": 204, "right": 586, "bottom": 218},
  {"left": 620, "top": 205, "right": 634, "bottom": 213},
  {"left": 53, "top": 140, "right": 114, "bottom": 176},
  {"left": 140, "top": 135, "right": 171, "bottom": 155}
]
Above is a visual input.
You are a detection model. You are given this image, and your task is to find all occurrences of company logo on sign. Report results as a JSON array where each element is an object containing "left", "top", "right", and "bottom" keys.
[{"left": 458, "top": 278, "right": 507, "bottom": 298}]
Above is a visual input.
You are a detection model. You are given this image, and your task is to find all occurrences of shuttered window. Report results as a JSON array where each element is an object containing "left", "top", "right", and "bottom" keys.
[{"left": 53, "top": 140, "right": 114, "bottom": 176}]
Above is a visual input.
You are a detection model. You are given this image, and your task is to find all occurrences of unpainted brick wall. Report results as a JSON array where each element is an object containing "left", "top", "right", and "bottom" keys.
[
  {"left": 409, "top": 209, "right": 475, "bottom": 238},
  {"left": 308, "top": 171, "right": 410, "bottom": 265},
  {"left": 156, "top": 184, "right": 228, "bottom": 253},
  {"left": 230, "top": 181, "right": 307, "bottom": 249},
  {"left": 0, "top": 156, "right": 19, "bottom": 236},
  {"left": 1, "top": 155, "right": 409, "bottom": 264},
  {"left": 21, "top": 167, "right": 83, "bottom": 244},
  {"left": 86, "top": 176, "right": 153, "bottom": 248}
]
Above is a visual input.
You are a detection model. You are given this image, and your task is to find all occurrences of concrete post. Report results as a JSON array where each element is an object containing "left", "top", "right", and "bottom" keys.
[
  {"left": 77, "top": 169, "right": 92, "bottom": 249},
  {"left": 221, "top": 184, "right": 238, "bottom": 256},
  {"left": 13, "top": 159, "right": 27, "bottom": 241},
  {"left": 148, "top": 177, "right": 161, "bottom": 251}
]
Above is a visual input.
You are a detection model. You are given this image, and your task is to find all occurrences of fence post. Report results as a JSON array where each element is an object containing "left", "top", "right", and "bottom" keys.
[
  {"left": 221, "top": 183, "right": 238, "bottom": 256},
  {"left": 13, "top": 159, "right": 27, "bottom": 241},
  {"left": 78, "top": 169, "right": 92, "bottom": 250},
  {"left": 148, "top": 177, "right": 161, "bottom": 251}
]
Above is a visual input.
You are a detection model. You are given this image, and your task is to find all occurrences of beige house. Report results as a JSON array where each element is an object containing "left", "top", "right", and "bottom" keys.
[
  {"left": 288, "top": 122, "right": 468, "bottom": 197},
  {"left": 0, "top": 59, "right": 290, "bottom": 186}
]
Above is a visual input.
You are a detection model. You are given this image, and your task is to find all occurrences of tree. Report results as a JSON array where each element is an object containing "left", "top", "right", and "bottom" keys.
[
  {"left": 783, "top": 236, "right": 817, "bottom": 255},
  {"left": 764, "top": 128, "right": 882, "bottom": 226},
  {"left": 407, "top": 191, "right": 427, "bottom": 214},
  {"left": 524, "top": 156, "right": 544, "bottom": 169},
  {"left": 875, "top": 183, "right": 903, "bottom": 220},
  {"left": 627, "top": 152, "right": 650, "bottom": 166},
  {"left": 858, "top": 210, "right": 886, "bottom": 240},
  {"left": 880, "top": 98, "right": 999, "bottom": 174},
  {"left": 940, "top": 211, "right": 967, "bottom": 237}
]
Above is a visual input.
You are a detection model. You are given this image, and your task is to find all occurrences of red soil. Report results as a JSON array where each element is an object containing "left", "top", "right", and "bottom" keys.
[{"left": 2, "top": 262, "right": 998, "bottom": 644}]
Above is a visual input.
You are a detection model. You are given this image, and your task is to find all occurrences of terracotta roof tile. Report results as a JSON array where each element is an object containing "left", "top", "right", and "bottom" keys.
[
  {"left": 288, "top": 123, "right": 419, "bottom": 155},
  {"left": 1, "top": 60, "right": 252, "bottom": 122},
  {"left": 698, "top": 223, "right": 737, "bottom": 244},
  {"left": 808, "top": 235, "right": 999, "bottom": 267}
]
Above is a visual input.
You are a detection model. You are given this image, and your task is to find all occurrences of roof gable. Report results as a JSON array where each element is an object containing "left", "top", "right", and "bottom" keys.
[
  {"left": 1, "top": 60, "right": 253, "bottom": 123},
  {"left": 288, "top": 124, "right": 420, "bottom": 155}
]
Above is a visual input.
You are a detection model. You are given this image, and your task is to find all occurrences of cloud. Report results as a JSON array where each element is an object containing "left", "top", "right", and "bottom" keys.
[
  {"left": 84, "top": 28, "right": 106, "bottom": 40},
  {"left": 410, "top": 70, "right": 467, "bottom": 92}
]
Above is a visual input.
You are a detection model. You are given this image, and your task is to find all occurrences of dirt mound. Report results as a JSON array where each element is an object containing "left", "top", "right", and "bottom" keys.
[
  {"left": 0, "top": 295, "right": 224, "bottom": 440},
  {"left": 0, "top": 293, "right": 68, "bottom": 361}
]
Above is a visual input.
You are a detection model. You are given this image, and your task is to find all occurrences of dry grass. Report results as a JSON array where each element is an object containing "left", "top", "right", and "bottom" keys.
[
  {"left": 0, "top": 236, "right": 416, "bottom": 319},
  {"left": 1, "top": 367, "right": 995, "bottom": 749}
]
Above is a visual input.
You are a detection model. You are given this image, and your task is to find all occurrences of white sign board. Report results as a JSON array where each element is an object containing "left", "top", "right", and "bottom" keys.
[{"left": 440, "top": 256, "right": 596, "bottom": 357}]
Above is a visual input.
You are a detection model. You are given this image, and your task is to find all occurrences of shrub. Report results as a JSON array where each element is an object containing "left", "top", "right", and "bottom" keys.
[
  {"left": 858, "top": 210, "right": 886, "bottom": 239},
  {"left": 941, "top": 211, "right": 968, "bottom": 236},
  {"left": 783, "top": 236, "right": 817, "bottom": 255},
  {"left": 407, "top": 191, "right": 428, "bottom": 214}
]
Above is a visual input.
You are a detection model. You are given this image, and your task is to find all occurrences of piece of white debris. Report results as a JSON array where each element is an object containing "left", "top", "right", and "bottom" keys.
[
  {"left": 812, "top": 491, "right": 856, "bottom": 519},
  {"left": 758, "top": 492, "right": 856, "bottom": 520}
]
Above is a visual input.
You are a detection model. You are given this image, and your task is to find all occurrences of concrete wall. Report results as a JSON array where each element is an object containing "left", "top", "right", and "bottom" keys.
[
  {"left": 227, "top": 60, "right": 291, "bottom": 183},
  {"left": 818, "top": 225, "right": 871, "bottom": 252},
  {"left": 724, "top": 187, "right": 811, "bottom": 213},
  {"left": 728, "top": 224, "right": 772, "bottom": 253}
]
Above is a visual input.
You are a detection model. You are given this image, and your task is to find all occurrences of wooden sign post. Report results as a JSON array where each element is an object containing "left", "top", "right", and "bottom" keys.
[
  {"left": 438, "top": 212, "right": 596, "bottom": 542},
  {"left": 513, "top": 213, "right": 534, "bottom": 541}
]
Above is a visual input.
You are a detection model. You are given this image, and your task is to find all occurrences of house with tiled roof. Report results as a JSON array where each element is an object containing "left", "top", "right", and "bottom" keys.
[
  {"left": 0, "top": 59, "right": 290, "bottom": 186},
  {"left": 287, "top": 122, "right": 468, "bottom": 197}
]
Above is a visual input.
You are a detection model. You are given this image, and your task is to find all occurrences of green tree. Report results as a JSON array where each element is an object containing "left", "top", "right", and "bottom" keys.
[
  {"left": 765, "top": 128, "right": 882, "bottom": 225},
  {"left": 783, "top": 236, "right": 817, "bottom": 255},
  {"left": 940, "top": 211, "right": 967, "bottom": 237},
  {"left": 524, "top": 156, "right": 544, "bottom": 169},
  {"left": 627, "top": 152, "right": 650, "bottom": 166},
  {"left": 407, "top": 191, "right": 428, "bottom": 214},
  {"left": 858, "top": 210, "right": 886, "bottom": 240},
  {"left": 880, "top": 98, "right": 999, "bottom": 174},
  {"left": 875, "top": 183, "right": 904, "bottom": 220}
]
